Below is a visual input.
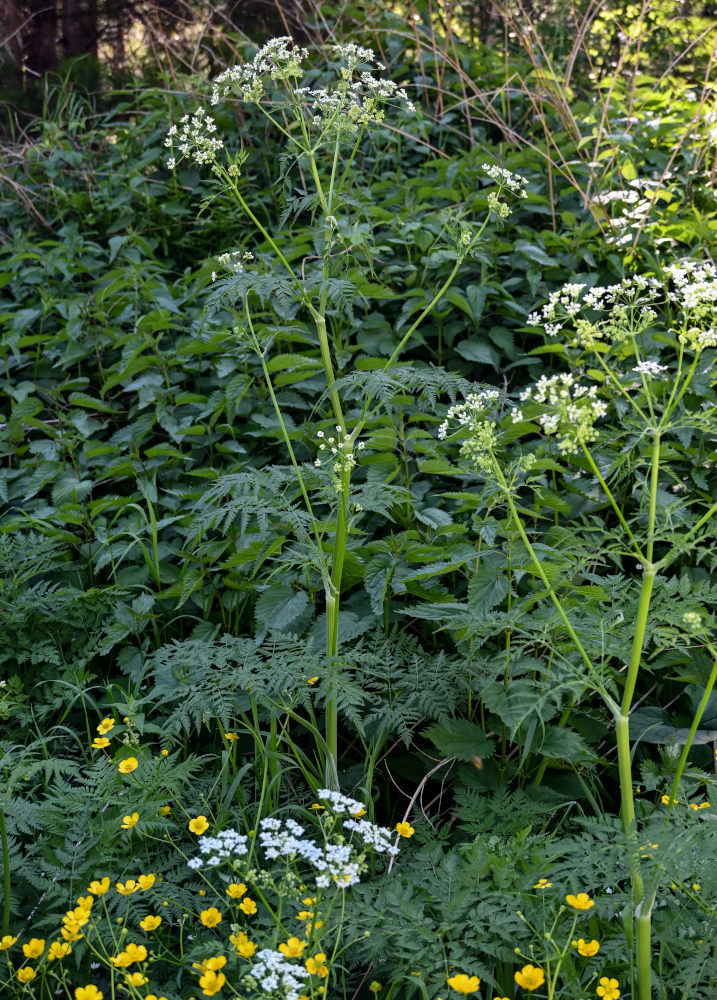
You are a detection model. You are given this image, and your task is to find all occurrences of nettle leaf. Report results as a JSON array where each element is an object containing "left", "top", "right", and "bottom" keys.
[
  {"left": 536, "top": 726, "right": 595, "bottom": 763},
  {"left": 424, "top": 718, "right": 494, "bottom": 762},
  {"left": 254, "top": 586, "right": 310, "bottom": 636},
  {"left": 468, "top": 566, "right": 510, "bottom": 617}
]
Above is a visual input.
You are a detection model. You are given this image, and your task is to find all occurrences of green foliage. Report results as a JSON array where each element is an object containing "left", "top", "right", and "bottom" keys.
[{"left": 1, "top": 9, "right": 716, "bottom": 1000}]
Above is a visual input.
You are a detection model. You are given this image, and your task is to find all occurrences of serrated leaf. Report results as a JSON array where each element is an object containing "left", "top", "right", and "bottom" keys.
[{"left": 424, "top": 718, "right": 494, "bottom": 761}]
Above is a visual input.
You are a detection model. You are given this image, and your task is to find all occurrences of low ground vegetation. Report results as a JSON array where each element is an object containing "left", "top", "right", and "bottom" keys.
[{"left": 1, "top": 5, "right": 716, "bottom": 1000}]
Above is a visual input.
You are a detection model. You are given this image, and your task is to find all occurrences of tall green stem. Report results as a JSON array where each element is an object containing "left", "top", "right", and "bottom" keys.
[
  {"left": 491, "top": 458, "right": 596, "bottom": 679},
  {"left": 0, "top": 807, "right": 10, "bottom": 936},
  {"left": 615, "top": 431, "right": 660, "bottom": 1000}
]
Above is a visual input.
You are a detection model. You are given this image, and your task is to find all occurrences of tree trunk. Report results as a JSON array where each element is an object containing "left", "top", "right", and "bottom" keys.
[
  {"left": 61, "top": 0, "right": 98, "bottom": 60},
  {"left": 23, "top": 0, "right": 58, "bottom": 76},
  {"left": 0, "top": 0, "right": 25, "bottom": 87}
]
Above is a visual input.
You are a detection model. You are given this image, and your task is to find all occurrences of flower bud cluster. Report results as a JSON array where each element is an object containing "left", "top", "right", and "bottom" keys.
[
  {"left": 212, "top": 250, "right": 254, "bottom": 281},
  {"left": 315, "top": 427, "right": 364, "bottom": 491},
  {"left": 481, "top": 164, "right": 528, "bottom": 197},
  {"left": 165, "top": 108, "right": 223, "bottom": 169},
  {"left": 437, "top": 390, "right": 501, "bottom": 474},
  {"left": 682, "top": 611, "right": 704, "bottom": 633}
]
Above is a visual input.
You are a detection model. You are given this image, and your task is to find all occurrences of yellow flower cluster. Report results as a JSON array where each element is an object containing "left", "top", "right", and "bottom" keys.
[
  {"left": 296, "top": 895, "right": 323, "bottom": 931},
  {"left": 61, "top": 893, "right": 93, "bottom": 942},
  {"left": 305, "top": 952, "right": 329, "bottom": 977},
  {"left": 116, "top": 873, "right": 155, "bottom": 895},
  {"left": 194, "top": 957, "right": 227, "bottom": 996},
  {"left": 229, "top": 930, "right": 256, "bottom": 958},
  {"left": 109, "top": 942, "right": 148, "bottom": 967}
]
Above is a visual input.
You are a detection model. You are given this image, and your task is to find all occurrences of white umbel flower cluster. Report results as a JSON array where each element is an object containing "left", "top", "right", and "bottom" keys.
[
  {"left": 316, "top": 788, "right": 366, "bottom": 814},
  {"left": 257, "top": 814, "right": 367, "bottom": 889},
  {"left": 437, "top": 390, "right": 501, "bottom": 474},
  {"left": 209, "top": 35, "right": 414, "bottom": 135},
  {"left": 342, "top": 818, "right": 399, "bottom": 856},
  {"left": 187, "top": 829, "right": 248, "bottom": 869},
  {"left": 519, "top": 373, "right": 608, "bottom": 454},
  {"left": 632, "top": 360, "right": 668, "bottom": 378},
  {"left": 212, "top": 37, "right": 309, "bottom": 103},
  {"left": 481, "top": 164, "right": 528, "bottom": 197},
  {"left": 165, "top": 107, "right": 223, "bottom": 169},
  {"left": 249, "top": 948, "right": 310, "bottom": 1000}
]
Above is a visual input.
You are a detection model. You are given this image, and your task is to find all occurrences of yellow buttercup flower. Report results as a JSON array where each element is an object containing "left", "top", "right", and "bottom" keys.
[
  {"left": 160, "top": 749, "right": 169, "bottom": 756},
  {"left": 125, "top": 972, "right": 148, "bottom": 987},
  {"left": 447, "top": 973, "right": 481, "bottom": 994},
  {"left": 351, "top": 808, "right": 367, "bottom": 817},
  {"left": 145, "top": 995, "right": 169, "bottom": 1000},
  {"left": 60, "top": 924, "right": 84, "bottom": 942},
  {"left": 159, "top": 805, "right": 171, "bottom": 815},
  {"left": 91, "top": 737, "right": 111, "bottom": 749},
  {"left": 110, "top": 942, "right": 147, "bottom": 967},
  {"left": 193, "top": 956, "right": 227, "bottom": 973},
  {"left": 307, "top": 677, "right": 319, "bottom": 685},
  {"left": 597, "top": 977, "right": 620, "bottom": 999},
  {"left": 533, "top": 877, "right": 552, "bottom": 889},
  {"left": 47, "top": 941, "right": 72, "bottom": 961},
  {"left": 309, "top": 803, "right": 325, "bottom": 810},
  {"left": 200, "top": 907, "right": 222, "bottom": 928},
  {"left": 396, "top": 821, "right": 415, "bottom": 838},
  {"left": 97, "top": 717, "right": 115, "bottom": 735},
  {"left": 118, "top": 757, "right": 138, "bottom": 774},
  {"left": 576, "top": 938, "right": 600, "bottom": 957},
  {"left": 75, "top": 987, "right": 104, "bottom": 1000},
  {"left": 189, "top": 815, "right": 209, "bottom": 835},
  {"left": 514, "top": 965, "right": 546, "bottom": 991},
  {"left": 661, "top": 794, "right": 677, "bottom": 804},
  {"left": 239, "top": 897, "right": 257, "bottom": 915},
  {"left": 198, "top": 970, "right": 226, "bottom": 996},
  {"left": 229, "top": 931, "right": 256, "bottom": 957},
  {"left": 22, "top": 937, "right": 45, "bottom": 958},
  {"left": 305, "top": 953, "right": 329, "bottom": 977},
  {"left": 225, "top": 732, "right": 238, "bottom": 741},
  {"left": 566, "top": 892, "right": 595, "bottom": 910},
  {"left": 17, "top": 968, "right": 36, "bottom": 983},
  {"left": 279, "top": 937, "right": 306, "bottom": 957},
  {"left": 88, "top": 878, "right": 110, "bottom": 896},
  {"left": 140, "top": 915, "right": 162, "bottom": 931},
  {"left": 226, "top": 882, "right": 247, "bottom": 898},
  {"left": 117, "top": 879, "right": 140, "bottom": 896},
  {"left": 138, "top": 873, "right": 156, "bottom": 891},
  {"left": 0, "top": 934, "right": 17, "bottom": 950},
  {"left": 121, "top": 812, "right": 139, "bottom": 830}
]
